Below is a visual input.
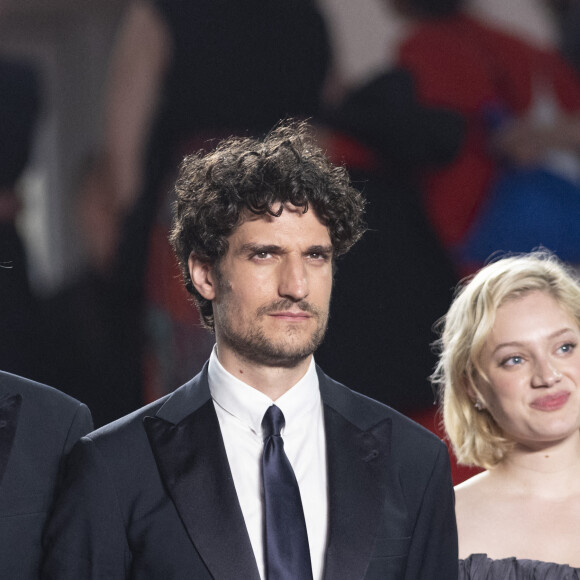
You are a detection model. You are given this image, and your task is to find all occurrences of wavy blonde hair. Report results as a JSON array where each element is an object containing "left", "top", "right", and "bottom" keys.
[{"left": 432, "top": 251, "right": 580, "bottom": 469}]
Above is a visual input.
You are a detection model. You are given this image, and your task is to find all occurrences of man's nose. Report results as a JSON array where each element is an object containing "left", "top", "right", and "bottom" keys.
[{"left": 278, "top": 256, "right": 308, "bottom": 301}]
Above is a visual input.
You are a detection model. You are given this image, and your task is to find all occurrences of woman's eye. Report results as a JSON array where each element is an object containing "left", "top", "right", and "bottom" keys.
[
  {"left": 558, "top": 342, "right": 576, "bottom": 354},
  {"left": 501, "top": 355, "right": 523, "bottom": 367}
]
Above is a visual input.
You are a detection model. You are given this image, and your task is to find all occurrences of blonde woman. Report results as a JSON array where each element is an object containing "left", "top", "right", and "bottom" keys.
[{"left": 434, "top": 251, "right": 580, "bottom": 577}]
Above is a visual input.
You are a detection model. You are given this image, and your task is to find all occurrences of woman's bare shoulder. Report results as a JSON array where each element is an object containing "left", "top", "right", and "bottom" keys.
[
  {"left": 455, "top": 470, "right": 492, "bottom": 497},
  {"left": 454, "top": 471, "right": 500, "bottom": 517}
]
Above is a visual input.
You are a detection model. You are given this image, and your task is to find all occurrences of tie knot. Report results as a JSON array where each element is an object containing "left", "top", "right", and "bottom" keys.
[{"left": 262, "top": 405, "right": 285, "bottom": 440}]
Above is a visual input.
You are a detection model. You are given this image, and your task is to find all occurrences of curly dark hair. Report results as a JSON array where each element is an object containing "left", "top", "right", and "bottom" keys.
[{"left": 169, "top": 120, "right": 366, "bottom": 330}]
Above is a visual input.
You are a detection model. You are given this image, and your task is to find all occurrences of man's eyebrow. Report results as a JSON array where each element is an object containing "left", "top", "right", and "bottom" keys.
[
  {"left": 305, "top": 244, "right": 333, "bottom": 255},
  {"left": 238, "top": 243, "right": 282, "bottom": 254},
  {"left": 237, "top": 243, "right": 334, "bottom": 255}
]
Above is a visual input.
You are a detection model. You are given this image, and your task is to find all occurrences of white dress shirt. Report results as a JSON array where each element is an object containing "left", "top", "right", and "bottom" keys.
[{"left": 208, "top": 348, "right": 328, "bottom": 580}]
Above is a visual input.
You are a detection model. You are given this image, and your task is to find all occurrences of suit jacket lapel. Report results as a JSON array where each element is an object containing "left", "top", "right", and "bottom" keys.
[
  {"left": 144, "top": 367, "right": 260, "bottom": 580},
  {"left": 318, "top": 369, "right": 392, "bottom": 580},
  {"left": 144, "top": 364, "right": 393, "bottom": 580},
  {"left": 0, "top": 393, "right": 22, "bottom": 485}
]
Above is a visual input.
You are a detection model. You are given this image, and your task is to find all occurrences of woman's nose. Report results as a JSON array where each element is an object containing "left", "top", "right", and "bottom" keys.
[{"left": 531, "top": 359, "right": 563, "bottom": 388}]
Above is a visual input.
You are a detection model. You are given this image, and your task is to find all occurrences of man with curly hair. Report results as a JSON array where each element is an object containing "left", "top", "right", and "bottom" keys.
[{"left": 42, "top": 122, "right": 458, "bottom": 579}]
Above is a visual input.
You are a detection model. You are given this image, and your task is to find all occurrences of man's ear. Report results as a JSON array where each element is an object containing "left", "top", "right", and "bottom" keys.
[{"left": 188, "top": 253, "right": 216, "bottom": 300}]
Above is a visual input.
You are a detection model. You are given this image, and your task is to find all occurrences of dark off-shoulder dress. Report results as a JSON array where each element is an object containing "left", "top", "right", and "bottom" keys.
[{"left": 460, "top": 554, "right": 580, "bottom": 579}]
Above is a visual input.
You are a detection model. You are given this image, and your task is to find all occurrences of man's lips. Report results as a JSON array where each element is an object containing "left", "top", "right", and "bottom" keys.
[
  {"left": 257, "top": 299, "right": 318, "bottom": 318},
  {"left": 269, "top": 311, "right": 311, "bottom": 320},
  {"left": 530, "top": 391, "right": 571, "bottom": 411}
]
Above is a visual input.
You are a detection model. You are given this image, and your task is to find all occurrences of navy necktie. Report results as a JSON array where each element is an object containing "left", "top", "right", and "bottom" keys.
[{"left": 261, "top": 405, "right": 313, "bottom": 580}]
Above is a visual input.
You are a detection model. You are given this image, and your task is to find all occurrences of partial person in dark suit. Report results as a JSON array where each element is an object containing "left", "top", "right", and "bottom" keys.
[
  {"left": 0, "top": 370, "right": 92, "bottom": 579},
  {"left": 42, "top": 121, "right": 458, "bottom": 579}
]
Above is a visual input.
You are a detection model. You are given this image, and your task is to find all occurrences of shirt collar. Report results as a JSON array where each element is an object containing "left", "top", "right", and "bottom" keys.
[{"left": 208, "top": 346, "right": 320, "bottom": 437}]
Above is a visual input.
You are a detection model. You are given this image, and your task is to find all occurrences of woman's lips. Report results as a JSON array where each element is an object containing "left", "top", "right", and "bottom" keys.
[{"left": 530, "top": 391, "right": 571, "bottom": 411}]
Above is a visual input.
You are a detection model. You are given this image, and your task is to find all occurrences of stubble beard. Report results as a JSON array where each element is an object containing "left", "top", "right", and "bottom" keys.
[{"left": 217, "top": 297, "right": 329, "bottom": 369}]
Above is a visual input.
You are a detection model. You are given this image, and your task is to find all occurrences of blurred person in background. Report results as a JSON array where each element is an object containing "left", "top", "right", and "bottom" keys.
[
  {"left": 388, "top": 0, "right": 580, "bottom": 274},
  {"left": 0, "top": 58, "right": 94, "bottom": 578},
  {"left": 315, "top": 68, "right": 462, "bottom": 413},
  {"left": 0, "top": 58, "right": 45, "bottom": 381},
  {"left": 549, "top": 0, "right": 580, "bottom": 76}
]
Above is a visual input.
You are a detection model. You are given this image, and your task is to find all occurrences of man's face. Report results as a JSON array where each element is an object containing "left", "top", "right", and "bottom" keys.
[{"left": 197, "top": 204, "right": 333, "bottom": 369}]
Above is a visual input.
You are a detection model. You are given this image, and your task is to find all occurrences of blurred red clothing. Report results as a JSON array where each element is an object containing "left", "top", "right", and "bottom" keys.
[{"left": 397, "top": 13, "right": 580, "bottom": 250}]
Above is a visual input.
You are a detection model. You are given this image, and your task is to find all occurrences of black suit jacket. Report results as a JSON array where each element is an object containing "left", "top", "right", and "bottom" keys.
[
  {"left": 0, "top": 371, "right": 93, "bottom": 579},
  {"left": 42, "top": 365, "right": 457, "bottom": 579}
]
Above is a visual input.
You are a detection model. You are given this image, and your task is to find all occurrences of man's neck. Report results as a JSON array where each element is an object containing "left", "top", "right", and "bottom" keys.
[{"left": 215, "top": 347, "right": 313, "bottom": 401}]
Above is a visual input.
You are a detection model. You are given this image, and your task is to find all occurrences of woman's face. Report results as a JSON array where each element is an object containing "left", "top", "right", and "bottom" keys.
[{"left": 475, "top": 290, "right": 580, "bottom": 449}]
